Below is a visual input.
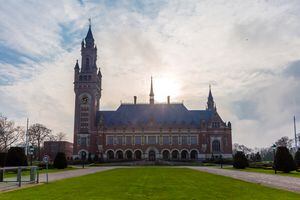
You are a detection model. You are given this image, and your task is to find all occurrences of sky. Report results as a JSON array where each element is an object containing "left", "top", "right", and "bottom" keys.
[{"left": 1, "top": 0, "right": 300, "bottom": 148}]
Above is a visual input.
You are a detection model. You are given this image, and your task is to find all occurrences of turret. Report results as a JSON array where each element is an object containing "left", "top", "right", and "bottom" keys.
[{"left": 207, "top": 85, "right": 216, "bottom": 111}]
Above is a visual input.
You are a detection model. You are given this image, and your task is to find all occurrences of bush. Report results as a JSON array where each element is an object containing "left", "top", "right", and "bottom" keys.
[
  {"left": 0, "top": 152, "right": 7, "bottom": 167},
  {"left": 94, "top": 154, "right": 99, "bottom": 162},
  {"left": 53, "top": 152, "right": 68, "bottom": 169},
  {"left": 294, "top": 149, "right": 300, "bottom": 168},
  {"left": 233, "top": 151, "right": 249, "bottom": 169},
  {"left": 5, "top": 147, "right": 28, "bottom": 166},
  {"left": 88, "top": 153, "right": 93, "bottom": 163},
  {"left": 274, "top": 146, "right": 296, "bottom": 173}
]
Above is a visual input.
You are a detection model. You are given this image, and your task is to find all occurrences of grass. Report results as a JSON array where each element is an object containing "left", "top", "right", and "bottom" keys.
[
  {"left": 223, "top": 166, "right": 300, "bottom": 178},
  {"left": 0, "top": 167, "right": 299, "bottom": 199},
  {"left": 4, "top": 167, "right": 78, "bottom": 178}
]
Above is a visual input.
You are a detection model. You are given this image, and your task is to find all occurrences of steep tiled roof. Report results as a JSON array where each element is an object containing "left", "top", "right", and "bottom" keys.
[{"left": 98, "top": 103, "right": 214, "bottom": 128}]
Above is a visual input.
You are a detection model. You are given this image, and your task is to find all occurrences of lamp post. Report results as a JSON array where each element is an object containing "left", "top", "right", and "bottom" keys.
[
  {"left": 219, "top": 154, "right": 223, "bottom": 169},
  {"left": 272, "top": 144, "right": 277, "bottom": 174},
  {"left": 81, "top": 151, "right": 87, "bottom": 169}
]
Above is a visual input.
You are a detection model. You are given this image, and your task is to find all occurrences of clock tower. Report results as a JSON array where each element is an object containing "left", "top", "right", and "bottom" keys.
[{"left": 73, "top": 22, "right": 102, "bottom": 157}]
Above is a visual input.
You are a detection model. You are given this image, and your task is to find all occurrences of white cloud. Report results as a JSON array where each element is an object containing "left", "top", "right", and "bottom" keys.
[{"left": 1, "top": 0, "right": 300, "bottom": 147}]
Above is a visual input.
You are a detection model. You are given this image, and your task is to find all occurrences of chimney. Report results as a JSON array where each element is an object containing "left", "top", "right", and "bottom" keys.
[
  {"left": 167, "top": 96, "right": 170, "bottom": 104},
  {"left": 134, "top": 96, "right": 137, "bottom": 104}
]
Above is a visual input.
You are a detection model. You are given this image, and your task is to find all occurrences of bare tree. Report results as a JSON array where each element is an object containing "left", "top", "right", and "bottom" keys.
[
  {"left": 275, "top": 136, "right": 293, "bottom": 148},
  {"left": 28, "top": 123, "right": 52, "bottom": 161},
  {"left": 55, "top": 132, "right": 66, "bottom": 141},
  {"left": 0, "top": 115, "right": 24, "bottom": 152},
  {"left": 233, "top": 143, "right": 252, "bottom": 155}
]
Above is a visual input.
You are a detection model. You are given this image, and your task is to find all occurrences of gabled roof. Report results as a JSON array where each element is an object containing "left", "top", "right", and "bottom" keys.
[{"left": 98, "top": 103, "right": 214, "bottom": 128}]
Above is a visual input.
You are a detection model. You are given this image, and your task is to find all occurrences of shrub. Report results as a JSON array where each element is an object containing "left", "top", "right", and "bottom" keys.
[
  {"left": 0, "top": 152, "right": 7, "bottom": 167},
  {"left": 5, "top": 147, "right": 28, "bottom": 166},
  {"left": 88, "top": 153, "right": 93, "bottom": 163},
  {"left": 53, "top": 152, "right": 68, "bottom": 169},
  {"left": 233, "top": 151, "right": 249, "bottom": 169},
  {"left": 274, "top": 146, "right": 296, "bottom": 173},
  {"left": 294, "top": 149, "right": 300, "bottom": 168},
  {"left": 94, "top": 154, "right": 99, "bottom": 162},
  {"left": 255, "top": 152, "right": 262, "bottom": 162}
]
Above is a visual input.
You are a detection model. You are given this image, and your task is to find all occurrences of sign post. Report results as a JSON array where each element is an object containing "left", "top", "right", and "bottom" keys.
[{"left": 43, "top": 155, "right": 49, "bottom": 183}]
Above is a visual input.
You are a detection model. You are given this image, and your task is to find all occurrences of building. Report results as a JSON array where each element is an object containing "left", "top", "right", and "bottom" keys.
[
  {"left": 44, "top": 141, "right": 73, "bottom": 161},
  {"left": 73, "top": 23, "right": 232, "bottom": 161}
]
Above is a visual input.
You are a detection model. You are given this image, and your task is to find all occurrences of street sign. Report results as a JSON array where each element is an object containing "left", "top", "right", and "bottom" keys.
[{"left": 43, "top": 155, "right": 49, "bottom": 163}]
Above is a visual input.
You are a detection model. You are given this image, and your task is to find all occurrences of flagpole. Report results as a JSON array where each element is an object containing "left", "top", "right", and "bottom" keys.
[
  {"left": 25, "top": 118, "right": 29, "bottom": 155},
  {"left": 294, "top": 116, "right": 297, "bottom": 149}
]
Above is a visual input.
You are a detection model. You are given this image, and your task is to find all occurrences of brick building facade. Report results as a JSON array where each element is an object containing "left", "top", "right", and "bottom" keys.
[
  {"left": 73, "top": 24, "right": 232, "bottom": 161},
  {"left": 44, "top": 141, "right": 73, "bottom": 161}
]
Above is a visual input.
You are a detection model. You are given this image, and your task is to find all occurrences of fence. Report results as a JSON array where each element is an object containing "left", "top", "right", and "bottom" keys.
[{"left": 0, "top": 166, "right": 39, "bottom": 187}]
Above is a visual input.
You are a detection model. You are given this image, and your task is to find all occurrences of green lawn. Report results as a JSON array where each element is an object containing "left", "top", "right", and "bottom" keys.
[
  {"left": 0, "top": 167, "right": 299, "bottom": 200},
  {"left": 223, "top": 166, "right": 300, "bottom": 178},
  {"left": 4, "top": 167, "right": 78, "bottom": 178}
]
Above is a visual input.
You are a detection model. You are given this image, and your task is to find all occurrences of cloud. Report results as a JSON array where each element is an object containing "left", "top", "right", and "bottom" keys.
[{"left": 1, "top": 1, "right": 300, "bottom": 147}]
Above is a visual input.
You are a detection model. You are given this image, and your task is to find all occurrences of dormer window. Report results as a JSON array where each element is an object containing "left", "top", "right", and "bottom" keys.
[{"left": 212, "top": 122, "right": 220, "bottom": 128}]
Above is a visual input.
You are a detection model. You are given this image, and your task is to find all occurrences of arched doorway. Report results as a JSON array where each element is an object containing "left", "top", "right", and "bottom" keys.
[
  {"left": 171, "top": 150, "right": 179, "bottom": 160},
  {"left": 134, "top": 150, "right": 142, "bottom": 160},
  {"left": 116, "top": 150, "right": 123, "bottom": 159},
  {"left": 190, "top": 150, "right": 198, "bottom": 160},
  {"left": 149, "top": 150, "right": 156, "bottom": 161},
  {"left": 162, "top": 150, "right": 170, "bottom": 160},
  {"left": 181, "top": 150, "right": 189, "bottom": 160},
  {"left": 107, "top": 150, "right": 114, "bottom": 160},
  {"left": 125, "top": 150, "right": 133, "bottom": 160}
]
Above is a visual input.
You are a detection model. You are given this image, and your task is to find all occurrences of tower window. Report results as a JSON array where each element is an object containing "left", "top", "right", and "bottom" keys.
[{"left": 86, "top": 58, "right": 90, "bottom": 69}]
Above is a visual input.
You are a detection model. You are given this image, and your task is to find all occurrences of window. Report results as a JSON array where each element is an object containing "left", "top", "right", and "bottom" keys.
[
  {"left": 148, "top": 136, "right": 156, "bottom": 145},
  {"left": 80, "top": 137, "right": 86, "bottom": 146},
  {"left": 212, "top": 122, "right": 220, "bottom": 128},
  {"left": 86, "top": 58, "right": 90, "bottom": 68},
  {"left": 116, "top": 136, "right": 123, "bottom": 145},
  {"left": 163, "top": 136, "right": 170, "bottom": 145},
  {"left": 182, "top": 136, "right": 188, "bottom": 145},
  {"left": 135, "top": 136, "right": 141, "bottom": 145},
  {"left": 107, "top": 136, "right": 114, "bottom": 145},
  {"left": 212, "top": 140, "right": 221, "bottom": 152},
  {"left": 126, "top": 136, "right": 132, "bottom": 145},
  {"left": 191, "top": 136, "right": 197, "bottom": 145},
  {"left": 172, "top": 136, "right": 179, "bottom": 145}
]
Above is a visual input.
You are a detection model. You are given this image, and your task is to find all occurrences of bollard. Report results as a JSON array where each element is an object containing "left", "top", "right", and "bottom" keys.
[
  {"left": 36, "top": 168, "right": 39, "bottom": 183},
  {"left": 0, "top": 169, "right": 3, "bottom": 182},
  {"left": 30, "top": 167, "right": 36, "bottom": 182},
  {"left": 17, "top": 167, "right": 21, "bottom": 187}
]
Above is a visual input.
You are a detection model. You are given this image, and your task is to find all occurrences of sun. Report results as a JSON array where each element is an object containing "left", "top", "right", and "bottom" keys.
[{"left": 154, "top": 77, "right": 181, "bottom": 103}]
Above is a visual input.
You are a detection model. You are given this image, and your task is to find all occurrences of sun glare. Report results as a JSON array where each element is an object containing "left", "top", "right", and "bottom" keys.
[{"left": 154, "top": 77, "right": 181, "bottom": 103}]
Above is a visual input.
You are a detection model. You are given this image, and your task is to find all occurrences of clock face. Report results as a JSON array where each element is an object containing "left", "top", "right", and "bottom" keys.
[{"left": 81, "top": 96, "right": 89, "bottom": 104}]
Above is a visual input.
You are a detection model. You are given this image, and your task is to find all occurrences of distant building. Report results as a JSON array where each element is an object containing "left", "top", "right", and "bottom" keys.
[
  {"left": 73, "top": 23, "right": 232, "bottom": 161},
  {"left": 44, "top": 141, "right": 73, "bottom": 161}
]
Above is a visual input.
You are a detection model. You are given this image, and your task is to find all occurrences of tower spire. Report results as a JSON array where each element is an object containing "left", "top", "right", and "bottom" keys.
[
  {"left": 85, "top": 18, "right": 94, "bottom": 48},
  {"left": 149, "top": 76, "right": 154, "bottom": 104},
  {"left": 207, "top": 84, "right": 215, "bottom": 111}
]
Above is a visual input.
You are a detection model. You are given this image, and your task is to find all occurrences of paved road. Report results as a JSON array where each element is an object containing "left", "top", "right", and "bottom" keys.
[
  {"left": 0, "top": 167, "right": 116, "bottom": 192},
  {"left": 188, "top": 166, "right": 300, "bottom": 193}
]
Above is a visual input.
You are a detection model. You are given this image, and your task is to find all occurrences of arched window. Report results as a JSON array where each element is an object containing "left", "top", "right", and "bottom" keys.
[{"left": 212, "top": 140, "right": 221, "bottom": 152}]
